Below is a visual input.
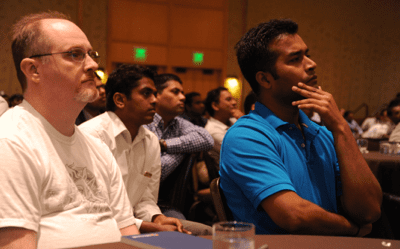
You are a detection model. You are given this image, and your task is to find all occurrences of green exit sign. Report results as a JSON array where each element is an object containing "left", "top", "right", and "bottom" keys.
[
  {"left": 192, "top": 52, "right": 204, "bottom": 65},
  {"left": 134, "top": 47, "right": 147, "bottom": 61}
]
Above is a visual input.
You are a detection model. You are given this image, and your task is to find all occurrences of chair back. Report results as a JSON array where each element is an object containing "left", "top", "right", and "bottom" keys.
[
  {"left": 159, "top": 153, "right": 198, "bottom": 215},
  {"left": 383, "top": 192, "right": 400, "bottom": 239},
  {"left": 210, "top": 177, "right": 234, "bottom": 221},
  {"left": 203, "top": 151, "right": 219, "bottom": 181}
]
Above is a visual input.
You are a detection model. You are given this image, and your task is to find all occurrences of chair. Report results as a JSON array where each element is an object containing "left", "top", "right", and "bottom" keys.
[
  {"left": 203, "top": 152, "right": 219, "bottom": 181},
  {"left": 158, "top": 153, "right": 199, "bottom": 216},
  {"left": 382, "top": 192, "right": 400, "bottom": 239},
  {"left": 210, "top": 177, "right": 234, "bottom": 222}
]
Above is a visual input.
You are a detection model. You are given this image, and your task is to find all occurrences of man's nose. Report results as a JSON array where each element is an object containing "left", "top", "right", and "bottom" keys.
[
  {"left": 84, "top": 54, "right": 99, "bottom": 72},
  {"left": 305, "top": 56, "right": 317, "bottom": 71}
]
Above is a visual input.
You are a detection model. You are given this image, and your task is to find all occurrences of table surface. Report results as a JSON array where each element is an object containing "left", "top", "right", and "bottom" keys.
[
  {"left": 76, "top": 152, "right": 400, "bottom": 249},
  {"left": 77, "top": 235, "right": 400, "bottom": 249},
  {"left": 363, "top": 151, "right": 400, "bottom": 163},
  {"left": 363, "top": 151, "right": 400, "bottom": 196}
]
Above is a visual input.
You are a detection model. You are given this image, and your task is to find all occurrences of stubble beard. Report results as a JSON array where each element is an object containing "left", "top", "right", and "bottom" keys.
[{"left": 74, "top": 86, "right": 99, "bottom": 103}]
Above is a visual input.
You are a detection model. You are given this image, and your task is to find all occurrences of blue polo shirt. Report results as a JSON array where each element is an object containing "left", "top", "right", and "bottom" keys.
[{"left": 219, "top": 102, "right": 341, "bottom": 234}]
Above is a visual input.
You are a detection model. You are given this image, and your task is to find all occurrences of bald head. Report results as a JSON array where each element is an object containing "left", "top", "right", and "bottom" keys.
[{"left": 12, "top": 11, "right": 70, "bottom": 91}]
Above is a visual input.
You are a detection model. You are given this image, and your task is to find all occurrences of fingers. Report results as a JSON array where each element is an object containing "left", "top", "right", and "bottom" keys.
[
  {"left": 231, "top": 109, "right": 244, "bottom": 119},
  {"left": 174, "top": 222, "right": 184, "bottom": 233},
  {"left": 292, "top": 98, "right": 324, "bottom": 109},
  {"left": 182, "top": 228, "right": 192, "bottom": 235},
  {"left": 292, "top": 82, "right": 326, "bottom": 100},
  {"left": 358, "top": 223, "right": 372, "bottom": 237}
]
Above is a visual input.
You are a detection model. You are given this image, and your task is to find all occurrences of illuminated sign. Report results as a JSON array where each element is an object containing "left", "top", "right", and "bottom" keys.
[
  {"left": 134, "top": 47, "right": 147, "bottom": 61},
  {"left": 192, "top": 52, "right": 204, "bottom": 65}
]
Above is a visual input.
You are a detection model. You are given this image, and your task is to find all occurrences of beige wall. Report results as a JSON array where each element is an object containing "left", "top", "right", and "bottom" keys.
[
  {"left": 227, "top": 0, "right": 400, "bottom": 117},
  {"left": 0, "top": 0, "right": 107, "bottom": 95}
]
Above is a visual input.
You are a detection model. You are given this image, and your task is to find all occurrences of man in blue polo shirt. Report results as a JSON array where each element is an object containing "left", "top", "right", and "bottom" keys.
[{"left": 220, "top": 19, "right": 382, "bottom": 236}]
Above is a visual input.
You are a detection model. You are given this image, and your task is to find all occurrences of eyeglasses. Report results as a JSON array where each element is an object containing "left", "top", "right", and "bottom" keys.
[{"left": 29, "top": 48, "right": 100, "bottom": 63}]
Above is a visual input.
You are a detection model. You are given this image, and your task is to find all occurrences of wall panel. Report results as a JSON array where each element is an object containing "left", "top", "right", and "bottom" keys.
[
  {"left": 109, "top": 0, "right": 168, "bottom": 44},
  {"left": 170, "top": 7, "right": 224, "bottom": 49}
]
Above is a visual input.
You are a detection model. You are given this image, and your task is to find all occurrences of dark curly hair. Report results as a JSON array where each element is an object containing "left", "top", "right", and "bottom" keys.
[
  {"left": 105, "top": 64, "right": 156, "bottom": 111},
  {"left": 235, "top": 19, "right": 298, "bottom": 95},
  {"left": 204, "top": 87, "right": 228, "bottom": 117}
]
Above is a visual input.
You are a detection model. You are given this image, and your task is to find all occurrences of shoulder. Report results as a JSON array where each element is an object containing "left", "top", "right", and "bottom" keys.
[
  {"left": 142, "top": 126, "right": 159, "bottom": 143},
  {"left": 389, "top": 123, "right": 400, "bottom": 141},
  {"left": 75, "top": 128, "right": 116, "bottom": 167},
  {"left": 226, "top": 113, "right": 275, "bottom": 139},
  {"left": 0, "top": 104, "right": 40, "bottom": 143},
  {"left": 79, "top": 112, "right": 113, "bottom": 140},
  {"left": 205, "top": 117, "right": 217, "bottom": 128}
]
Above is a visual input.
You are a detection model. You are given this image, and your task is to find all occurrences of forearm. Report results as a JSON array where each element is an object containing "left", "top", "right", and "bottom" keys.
[
  {"left": 138, "top": 221, "right": 164, "bottom": 233},
  {"left": 120, "top": 224, "right": 140, "bottom": 235},
  {"left": 333, "top": 122, "right": 382, "bottom": 224},
  {"left": 264, "top": 195, "right": 360, "bottom": 236},
  {"left": 0, "top": 228, "right": 37, "bottom": 249},
  {"left": 165, "top": 130, "right": 213, "bottom": 154},
  {"left": 289, "top": 205, "right": 359, "bottom": 236}
]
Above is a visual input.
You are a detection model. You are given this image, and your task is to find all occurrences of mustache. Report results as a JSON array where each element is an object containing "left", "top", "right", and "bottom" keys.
[{"left": 305, "top": 75, "right": 317, "bottom": 83}]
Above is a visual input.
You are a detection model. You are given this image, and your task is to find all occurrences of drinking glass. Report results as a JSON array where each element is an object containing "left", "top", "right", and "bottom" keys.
[
  {"left": 212, "top": 221, "right": 268, "bottom": 249},
  {"left": 212, "top": 221, "right": 254, "bottom": 249},
  {"left": 380, "top": 141, "right": 391, "bottom": 154},
  {"left": 357, "top": 138, "right": 368, "bottom": 154},
  {"left": 392, "top": 142, "right": 400, "bottom": 156}
]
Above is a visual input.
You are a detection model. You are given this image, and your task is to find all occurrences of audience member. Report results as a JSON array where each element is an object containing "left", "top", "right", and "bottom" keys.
[
  {"left": 0, "top": 95, "right": 9, "bottom": 116},
  {"left": 361, "top": 108, "right": 394, "bottom": 139},
  {"left": 388, "top": 98, "right": 400, "bottom": 142},
  {"left": 204, "top": 87, "right": 243, "bottom": 165},
  {"left": 80, "top": 64, "right": 210, "bottom": 234},
  {"left": 244, "top": 91, "right": 257, "bottom": 115},
  {"left": 302, "top": 108, "right": 323, "bottom": 125},
  {"left": 8, "top": 93, "right": 23, "bottom": 107},
  {"left": 361, "top": 109, "right": 390, "bottom": 131},
  {"left": 0, "top": 11, "right": 138, "bottom": 248},
  {"left": 145, "top": 74, "right": 213, "bottom": 233},
  {"left": 75, "top": 72, "right": 106, "bottom": 125},
  {"left": 181, "top": 91, "right": 207, "bottom": 127},
  {"left": 343, "top": 110, "right": 363, "bottom": 137},
  {"left": 220, "top": 19, "right": 381, "bottom": 235}
]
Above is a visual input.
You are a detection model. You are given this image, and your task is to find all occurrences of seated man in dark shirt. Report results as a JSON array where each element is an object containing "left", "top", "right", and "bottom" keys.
[
  {"left": 181, "top": 92, "right": 208, "bottom": 127},
  {"left": 220, "top": 19, "right": 382, "bottom": 236}
]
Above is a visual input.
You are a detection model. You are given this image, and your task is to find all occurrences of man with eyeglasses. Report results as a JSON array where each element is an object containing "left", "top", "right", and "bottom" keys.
[{"left": 0, "top": 11, "right": 139, "bottom": 249}]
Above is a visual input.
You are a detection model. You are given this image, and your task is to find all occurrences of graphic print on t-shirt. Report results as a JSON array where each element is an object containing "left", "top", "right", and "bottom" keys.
[{"left": 65, "top": 162, "right": 111, "bottom": 213}]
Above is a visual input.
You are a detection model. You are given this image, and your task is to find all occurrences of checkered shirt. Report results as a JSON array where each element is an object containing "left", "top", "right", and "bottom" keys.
[{"left": 145, "top": 113, "right": 214, "bottom": 182}]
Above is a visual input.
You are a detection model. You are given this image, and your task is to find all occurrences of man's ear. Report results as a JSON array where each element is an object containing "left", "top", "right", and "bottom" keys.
[
  {"left": 20, "top": 58, "right": 40, "bottom": 84},
  {"left": 256, "top": 71, "right": 273, "bottom": 90},
  {"left": 211, "top": 101, "right": 219, "bottom": 112},
  {"left": 113, "top": 92, "right": 126, "bottom": 109}
]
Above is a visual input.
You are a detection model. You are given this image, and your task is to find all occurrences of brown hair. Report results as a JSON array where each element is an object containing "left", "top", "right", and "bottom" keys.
[{"left": 11, "top": 11, "right": 70, "bottom": 91}]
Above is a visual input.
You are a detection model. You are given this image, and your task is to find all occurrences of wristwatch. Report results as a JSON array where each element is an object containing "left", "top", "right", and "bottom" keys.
[{"left": 159, "top": 139, "right": 167, "bottom": 152}]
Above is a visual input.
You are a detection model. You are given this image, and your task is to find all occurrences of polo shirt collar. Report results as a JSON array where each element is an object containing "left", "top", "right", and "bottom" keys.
[{"left": 254, "top": 101, "right": 320, "bottom": 136}]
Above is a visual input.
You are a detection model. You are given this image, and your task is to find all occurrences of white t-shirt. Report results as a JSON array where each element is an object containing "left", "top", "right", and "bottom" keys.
[
  {"left": 80, "top": 112, "right": 162, "bottom": 229},
  {"left": 0, "top": 95, "right": 8, "bottom": 116},
  {"left": 205, "top": 117, "right": 235, "bottom": 165},
  {"left": 0, "top": 101, "right": 135, "bottom": 248},
  {"left": 389, "top": 123, "right": 400, "bottom": 142}
]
